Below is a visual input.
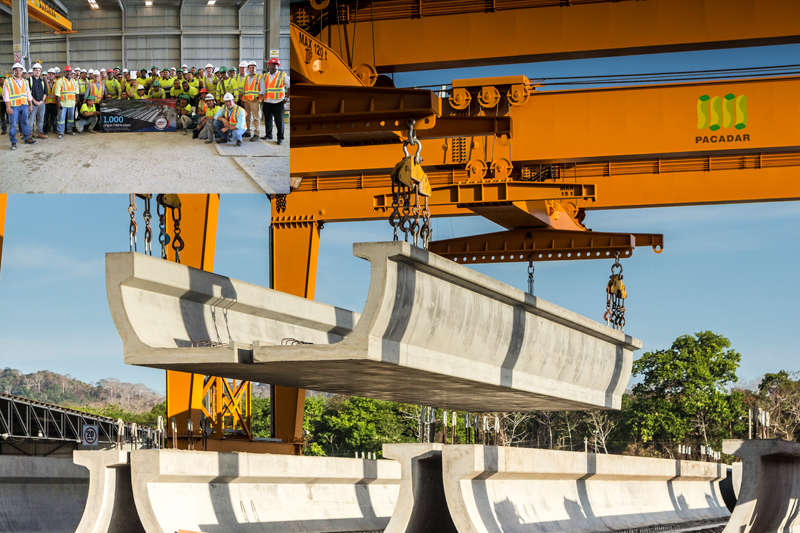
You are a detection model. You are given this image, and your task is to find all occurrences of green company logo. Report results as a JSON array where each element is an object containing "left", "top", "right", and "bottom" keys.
[{"left": 697, "top": 94, "right": 747, "bottom": 131}]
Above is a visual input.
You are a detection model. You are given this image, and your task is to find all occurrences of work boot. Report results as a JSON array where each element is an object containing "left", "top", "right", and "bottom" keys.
[
  {"left": 236, "top": 140, "right": 242, "bottom": 146},
  {"left": 70, "top": 131, "right": 75, "bottom": 136},
  {"left": 88, "top": 128, "right": 97, "bottom": 134},
  {"left": 243, "top": 131, "right": 251, "bottom": 138},
  {"left": 261, "top": 134, "right": 272, "bottom": 140},
  {"left": 216, "top": 138, "right": 226, "bottom": 144},
  {"left": 10, "top": 143, "right": 16, "bottom": 151},
  {"left": 24, "top": 137, "right": 38, "bottom": 145},
  {"left": 276, "top": 139, "right": 283, "bottom": 145},
  {"left": 249, "top": 136, "right": 258, "bottom": 142},
  {"left": 58, "top": 134, "right": 63, "bottom": 139},
  {"left": 183, "top": 129, "right": 187, "bottom": 135},
  {"left": 37, "top": 132, "right": 48, "bottom": 139},
  {"left": 204, "top": 138, "right": 213, "bottom": 144},
  {"left": 192, "top": 129, "right": 200, "bottom": 140}
]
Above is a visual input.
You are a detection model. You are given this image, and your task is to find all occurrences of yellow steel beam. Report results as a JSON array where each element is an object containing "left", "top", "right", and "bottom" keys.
[
  {"left": 304, "top": 0, "right": 800, "bottom": 73},
  {"left": 0, "top": 0, "right": 72, "bottom": 32}
]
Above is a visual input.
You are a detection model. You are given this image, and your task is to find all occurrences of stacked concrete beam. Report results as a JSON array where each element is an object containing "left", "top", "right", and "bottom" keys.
[
  {"left": 383, "top": 444, "right": 731, "bottom": 533},
  {"left": 0, "top": 455, "right": 89, "bottom": 533},
  {"left": 106, "top": 241, "right": 640, "bottom": 411},
  {"left": 722, "top": 439, "right": 800, "bottom": 533}
]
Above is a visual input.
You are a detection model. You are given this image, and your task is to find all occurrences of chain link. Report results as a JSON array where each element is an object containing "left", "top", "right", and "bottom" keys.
[
  {"left": 604, "top": 251, "right": 627, "bottom": 331},
  {"left": 157, "top": 195, "right": 170, "bottom": 260},
  {"left": 171, "top": 204, "right": 184, "bottom": 264},
  {"left": 143, "top": 196, "right": 153, "bottom": 256},
  {"left": 527, "top": 259, "right": 534, "bottom": 296},
  {"left": 128, "top": 195, "right": 138, "bottom": 252},
  {"left": 388, "top": 119, "right": 432, "bottom": 248},
  {"left": 275, "top": 194, "right": 287, "bottom": 213}
]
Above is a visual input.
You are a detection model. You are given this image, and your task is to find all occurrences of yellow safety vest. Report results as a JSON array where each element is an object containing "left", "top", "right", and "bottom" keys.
[
  {"left": 266, "top": 71, "right": 285, "bottom": 100},
  {"left": 45, "top": 79, "right": 57, "bottom": 104},
  {"left": 88, "top": 81, "right": 104, "bottom": 101},
  {"left": 242, "top": 75, "right": 261, "bottom": 102},
  {"left": 8, "top": 78, "right": 28, "bottom": 107},
  {"left": 59, "top": 78, "right": 77, "bottom": 101}
]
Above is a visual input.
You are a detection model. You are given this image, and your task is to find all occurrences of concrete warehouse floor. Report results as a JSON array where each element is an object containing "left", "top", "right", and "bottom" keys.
[{"left": 0, "top": 125, "right": 289, "bottom": 194}]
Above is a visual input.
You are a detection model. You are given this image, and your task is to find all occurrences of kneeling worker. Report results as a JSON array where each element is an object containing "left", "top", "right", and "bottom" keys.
[
  {"left": 176, "top": 94, "right": 193, "bottom": 134},
  {"left": 196, "top": 93, "right": 220, "bottom": 143},
  {"left": 214, "top": 92, "right": 246, "bottom": 146},
  {"left": 76, "top": 94, "right": 99, "bottom": 133}
]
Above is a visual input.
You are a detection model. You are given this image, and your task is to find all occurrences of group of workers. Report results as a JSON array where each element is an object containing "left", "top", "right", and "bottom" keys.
[{"left": 2, "top": 58, "right": 288, "bottom": 151}]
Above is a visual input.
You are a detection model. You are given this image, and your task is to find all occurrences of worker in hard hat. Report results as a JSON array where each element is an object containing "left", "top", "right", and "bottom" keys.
[
  {"left": 136, "top": 69, "right": 148, "bottom": 89},
  {"left": 0, "top": 75, "right": 7, "bottom": 135},
  {"left": 132, "top": 85, "right": 147, "bottom": 100},
  {"left": 240, "top": 61, "right": 264, "bottom": 142},
  {"left": 147, "top": 81, "right": 166, "bottom": 99},
  {"left": 26, "top": 62, "right": 49, "bottom": 140},
  {"left": 43, "top": 69, "right": 58, "bottom": 135},
  {"left": 235, "top": 61, "right": 247, "bottom": 90},
  {"left": 261, "top": 57, "right": 287, "bottom": 145},
  {"left": 54, "top": 65, "right": 78, "bottom": 138},
  {"left": 75, "top": 94, "right": 99, "bottom": 134},
  {"left": 203, "top": 63, "right": 216, "bottom": 93},
  {"left": 195, "top": 92, "right": 220, "bottom": 143},
  {"left": 104, "top": 70, "right": 121, "bottom": 99},
  {"left": 213, "top": 92, "right": 246, "bottom": 146},
  {"left": 3, "top": 63, "right": 37, "bottom": 150},
  {"left": 176, "top": 94, "right": 194, "bottom": 135}
]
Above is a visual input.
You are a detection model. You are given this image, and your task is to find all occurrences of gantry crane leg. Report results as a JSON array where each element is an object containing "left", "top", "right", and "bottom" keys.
[{"left": 0, "top": 195, "right": 6, "bottom": 277}]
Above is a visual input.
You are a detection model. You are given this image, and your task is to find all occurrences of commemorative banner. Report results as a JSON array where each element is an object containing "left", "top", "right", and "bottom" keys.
[{"left": 97, "top": 98, "right": 178, "bottom": 132}]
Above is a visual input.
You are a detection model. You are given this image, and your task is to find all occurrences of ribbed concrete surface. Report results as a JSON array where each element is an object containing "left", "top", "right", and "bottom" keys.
[
  {"left": 0, "top": 455, "right": 90, "bottom": 533},
  {"left": 722, "top": 439, "right": 800, "bottom": 533},
  {"left": 383, "top": 444, "right": 730, "bottom": 533},
  {"left": 106, "top": 242, "right": 640, "bottom": 412}
]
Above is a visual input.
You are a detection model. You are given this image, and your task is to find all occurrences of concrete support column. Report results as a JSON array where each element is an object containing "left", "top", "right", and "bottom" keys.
[{"left": 264, "top": 0, "right": 279, "bottom": 70}]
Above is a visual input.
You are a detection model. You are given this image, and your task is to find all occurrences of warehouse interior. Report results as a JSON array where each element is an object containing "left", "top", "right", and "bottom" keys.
[{"left": 0, "top": 0, "right": 289, "bottom": 193}]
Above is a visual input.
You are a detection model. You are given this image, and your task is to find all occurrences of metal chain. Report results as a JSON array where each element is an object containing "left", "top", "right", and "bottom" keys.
[
  {"left": 604, "top": 251, "right": 627, "bottom": 331},
  {"left": 527, "top": 259, "right": 534, "bottom": 295},
  {"left": 128, "top": 195, "right": 138, "bottom": 252},
  {"left": 171, "top": 204, "right": 184, "bottom": 264},
  {"left": 389, "top": 119, "right": 432, "bottom": 248},
  {"left": 143, "top": 196, "right": 153, "bottom": 256},
  {"left": 157, "top": 196, "right": 170, "bottom": 260},
  {"left": 275, "top": 194, "right": 287, "bottom": 213}
]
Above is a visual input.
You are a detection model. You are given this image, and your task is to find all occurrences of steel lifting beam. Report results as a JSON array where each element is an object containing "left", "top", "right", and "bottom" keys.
[
  {"left": 429, "top": 228, "right": 664, "bottom": 264},
  {"left": 297, "top": 0, "right": 800, "bottom": 73}
]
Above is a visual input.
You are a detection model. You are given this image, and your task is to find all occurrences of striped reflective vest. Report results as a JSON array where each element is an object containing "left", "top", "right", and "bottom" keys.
[
  {"left": 59, "top": 78, "right": 77, "bottom": 101},
  {"left": 45, "top": 79, "right": 57, "bottom": 104},
  {"left": 266, "top": 71, "right": 285, "bottom": 100},
  {"left": 88, "top": 81, "right": 104, "bottom": 101},
  {"left": 242, "top": 75, "right": 262, "bottom": 102},
  {"left": 224, "top": 105, "right": 243, "bottom": 128},
  {"left": 7, "top": 78, "right": 28, "bottom": 106}
]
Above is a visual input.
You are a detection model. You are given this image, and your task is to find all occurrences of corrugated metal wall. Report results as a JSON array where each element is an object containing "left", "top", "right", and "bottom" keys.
[{"left": 0, "top": 0, "right": 288, "bottom": 74}]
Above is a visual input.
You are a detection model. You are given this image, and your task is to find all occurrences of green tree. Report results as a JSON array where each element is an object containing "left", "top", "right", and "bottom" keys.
[{"left": 626, "top": 331, "right": 747, "bottom": 450}]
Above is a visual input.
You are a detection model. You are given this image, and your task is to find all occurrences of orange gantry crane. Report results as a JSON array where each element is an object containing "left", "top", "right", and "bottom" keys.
[{"left": 3, "top": 0, "right": 800, "bottom": 454}]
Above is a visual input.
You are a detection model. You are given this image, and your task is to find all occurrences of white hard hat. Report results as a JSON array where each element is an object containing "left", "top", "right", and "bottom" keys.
[
  {"left": 81, "top": 69, "right": 87, "bottom": 73},
  {"left": 247, "top": 60, "right": 257, "bottom": 66},
  {"left": 204, "top": 94, "right": 215, "bottom": 100},
  {"left": 13, "top": 62, "right": 24, "bottom": 70},
  {"left": 123, "top": 68, "right": 129, "bottom": 73},
  {"left": 239, "top": 61, "right": 248, "bottom": 68},
  {"left": 47, "top": 68, "right": 55, "bottom": 74},
  {"left": 28, "top": 69, "right": 33, "bottom": 73},
  {"left": 223, "top": 92, "right": 235, "bottom": 101},
  {"left": 181, "top": 64, "right": 188, "bottom": 69},
  {"left": 213, "top": 68, "right": 219, "bottom": 73},
  {"left": 137, "top": 85, "right": 145, "bottom": 90},
  {"left": 205, "top": 63, "right": 213, "bottom": 69},
  {"left": 54, "top": 67, "right": 60, "bottom": 72},
  {"left": 33, "top": 63, "right": 42, "bottom": 69},
  {"left": 100, "top": 68, "right": 106, "bottom": 72}
]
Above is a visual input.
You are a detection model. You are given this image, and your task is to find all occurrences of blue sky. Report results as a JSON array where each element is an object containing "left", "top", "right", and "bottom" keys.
[{"left": 2, "top": 44, "right": 799, "bottom": 394}]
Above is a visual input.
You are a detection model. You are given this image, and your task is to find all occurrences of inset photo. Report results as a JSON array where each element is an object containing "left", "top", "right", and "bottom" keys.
[{"left": 0, "top": 0, "right": 290, "bottom": 194}]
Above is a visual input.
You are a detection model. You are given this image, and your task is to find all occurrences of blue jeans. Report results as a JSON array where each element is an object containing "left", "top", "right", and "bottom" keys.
[
  {"left": 8, "top": 105, "right": 30, "bottom": 144},
  {"left": 57, "top": 106, "right": 75, "bottom": 135},
  {"left": 76, "top": 116, "right": 98, "bottom": 132},
  {"left": 213, "top": 119, "right": 244, "bottom": 142},
  {"left": 28, "top": 102, "right": 46, "bottom": 135}
]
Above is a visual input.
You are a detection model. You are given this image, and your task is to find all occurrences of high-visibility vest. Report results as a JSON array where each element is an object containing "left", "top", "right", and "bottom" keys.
[
  {"left": 266, "top": 71, "right": 285, "bottom": 100},
  {"left": 7, "top": 78, "right": 28, "bottom": 107},
  {"left": 242, "top": 75, "right": 261, "bottom": 102},
  {"left": 59, "top": 78, "right": 77, "bottom": 101},
  {"left": 224, "top": 105, "right": 243, "bottom": 128},
  {"left": 78, "top": 78, "right": 88, "bottom": 95},
  {"left": 105, "top": 79, "right": 119, "bottom": 98},
  {"left": 45, "top": 79, "right": 57, "bottom": 104},
  {"left": 88, "top": 81, "right": 104, "bottom": 101}
]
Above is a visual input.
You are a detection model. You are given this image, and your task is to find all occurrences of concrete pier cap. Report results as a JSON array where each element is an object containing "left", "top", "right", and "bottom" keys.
[{"left": 107, "top": 241, "right": 640, "bottom": 412}]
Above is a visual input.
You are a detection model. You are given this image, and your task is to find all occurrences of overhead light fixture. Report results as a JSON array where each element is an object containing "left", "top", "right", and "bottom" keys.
[
  {"left": 207, "top": 0, "right": 215, "bottom": 4},
  {"left": 88, "top": 0, "right": 99, "bottom": 8},
  {"left": 145, "top": 0, "right": 152, "bottom": 4}
]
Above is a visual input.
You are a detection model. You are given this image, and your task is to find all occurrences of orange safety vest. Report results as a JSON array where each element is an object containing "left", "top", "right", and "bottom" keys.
[
  {"left": 59, "top": 78, "right": 77, "bottom": 101},
  {"left": 225, "top": 105, "right": 242, "bottom": 128},
  {"left": 243, "top": 75, "right": 261, "bottom": 102},
  {"left": 7, "top": 78, "right": 28, "bottom": 107},
  {"left": 88, "top": 81, "right": 104, "bottom": 101},
  {"left": 265, "top": 71, "right": 285, "bottom": 100},
  {"left": 45, "top": 79, "right": 57, "bottom": 104}
]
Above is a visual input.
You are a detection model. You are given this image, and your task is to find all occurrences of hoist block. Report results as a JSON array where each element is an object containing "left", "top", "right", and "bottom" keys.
[{"left": 107, "top": 242, "right": 640, "bottom": 412}]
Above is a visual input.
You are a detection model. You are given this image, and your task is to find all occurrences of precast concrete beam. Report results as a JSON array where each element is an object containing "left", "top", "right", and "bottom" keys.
[
  {"left": 0, "top": 455, "right": 90, "bottom": 532},
  {"left": 73, "top": 450, "right": 145, "bottom": 533},
  {"left": 129, "top": 449, "right": 401, "bottom": 533},
  {"left": 382, "top": 444, "right": 731, "bottom": 533},
  {"left": 722, "top": 439, "right": 800, "bottom": 533},
  {"left": 108, "top": 242, "right": 640, "bottom": 411}
]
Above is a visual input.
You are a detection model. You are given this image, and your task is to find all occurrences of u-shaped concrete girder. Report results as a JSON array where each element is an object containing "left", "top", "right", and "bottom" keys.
[
  {"left": 0, "top": 455, "right": 90, "bottom": 533},
  {"left": 73, "top": 451, "right": 145, "bottom": 533},
  {"left": 128, "top": 449, "right": 401, "bottom": 533},
  {"left": 722, "top": 439, "right": 800, "bottom": 533},
  {"left": 107, "top": 241, "right": 640, "bottom": 411},
  {"left": 383, "top": 444, "right": 731, "bottom": 533}
]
